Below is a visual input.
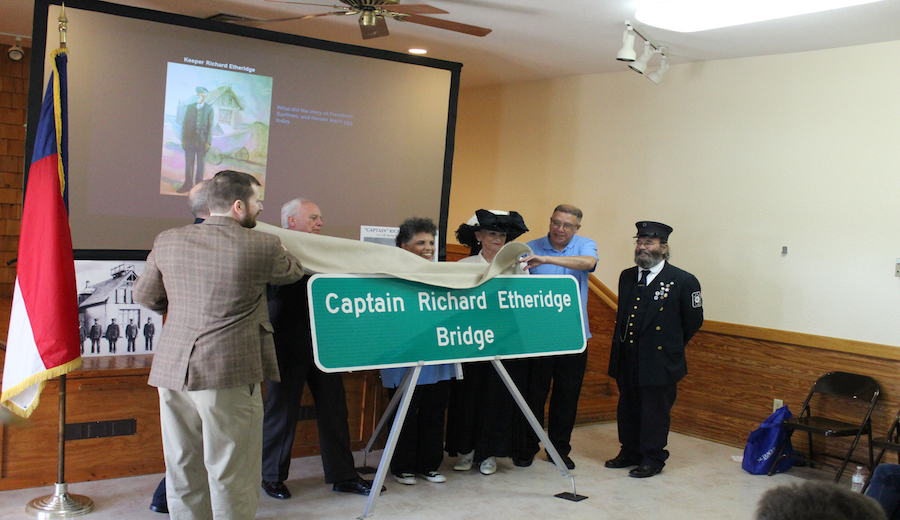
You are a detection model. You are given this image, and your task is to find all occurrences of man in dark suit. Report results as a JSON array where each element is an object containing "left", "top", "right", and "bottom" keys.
[
  {"left": 89, "top": 319, "right": 102, "bottom": 354},
  {"left": 143, "top": 318, "right": 155, "bottom": 351},
  {"left": 178, "top": 86, "right": 214, "bottom": 194},
  {"left": 125, "top": 319, "right": 138, "bottom": 352},
  {"left": 605, "top": 221, "right": 703, "bottom": 478},
  {"left": 261, "top": 198, "right": 378, "bottom": 500},
  {"left": 134, "top": 170, "right": 304, "bottom": 519},
  {"left": 105, "top": 318, "right": 120, "bottom": 353}
]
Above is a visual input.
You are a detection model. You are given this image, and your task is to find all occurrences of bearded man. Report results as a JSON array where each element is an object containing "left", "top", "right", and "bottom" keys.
[{"left": 605, "top": 221, "right": 703, "bottom": 478}]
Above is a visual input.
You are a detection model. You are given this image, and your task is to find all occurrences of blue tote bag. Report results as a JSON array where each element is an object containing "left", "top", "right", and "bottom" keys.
[{"left": 742, "top": 405, "right": 795, "bottom": 475}]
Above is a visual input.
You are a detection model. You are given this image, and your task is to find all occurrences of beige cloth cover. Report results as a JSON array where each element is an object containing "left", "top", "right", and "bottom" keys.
[{"left": 254, "top": 222, "right": 532, "bottom": 289}]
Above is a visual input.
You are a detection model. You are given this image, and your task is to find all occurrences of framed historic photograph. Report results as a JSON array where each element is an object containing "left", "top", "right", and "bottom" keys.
[{"left": 74, "top": 254, "right": 160, "bottom": 358}]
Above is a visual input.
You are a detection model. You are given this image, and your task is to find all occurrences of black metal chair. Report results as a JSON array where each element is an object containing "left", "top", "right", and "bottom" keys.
[
  {"left": 871, "top": 407, "right": 900, "bottom": 466},
  {"left": 859, "top": 408, "right": 900, "bottom": 492},
  {"left": 767, "top": 371, "right": 880, "bottom": 483}
]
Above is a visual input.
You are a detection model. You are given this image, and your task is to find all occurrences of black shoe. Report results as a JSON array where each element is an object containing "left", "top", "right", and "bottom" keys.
[
  {"left": 546, "top": 454, "right": 575, "bottom": 470},
  {"left": 605, "top": 454, "right": 641, "bottom": 469},
  {"left": 175, "top": 183, "right": 191, "bottom": 194},
  {"left": 261, "top": 480, "right": 291, "bottom": 499},
  {"left": 513, "top": 454, "right": 534, "bottom": 467},
  {"left": 149, "top": 504, "right": 168, "bottom": 514},
  {"left": 629, "top": 464, "right": 663, "bottom": 478},
  {"left": 333, "top": 477, "right": 385, "bottom": 495}
]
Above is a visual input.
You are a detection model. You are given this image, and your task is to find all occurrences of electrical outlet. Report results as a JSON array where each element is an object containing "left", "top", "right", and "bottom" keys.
[
  {"left": 773, "top": 399, "right": 784, "bottom": 412},
  {"left": 896, "top": 259, "right": 900, "bottom": 277}
]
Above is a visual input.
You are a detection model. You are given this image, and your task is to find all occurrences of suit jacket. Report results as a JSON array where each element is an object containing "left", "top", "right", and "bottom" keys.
[
  {"left": 143, "top": 322, "right": 155, "bottom": 337},
  {"left": 181, "top": 102, "right": 214, "bottom": 149},
  {"left": 608, "top": 262, "right": 703, "bottom": 386},
  {"left": 126, "top": 324, "right": 138, "bottom": 339},
  {"left": 105, "top": 323, "right": 120, "bottom": 340},
  {"left": 134, "top": 216, "right": 304, "bottom": 391}
]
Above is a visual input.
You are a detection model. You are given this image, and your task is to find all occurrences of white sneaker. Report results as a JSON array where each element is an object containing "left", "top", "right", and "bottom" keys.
[
  {"left": 421, "top": 471, "right": 446, "bottom": 483},
  {"left": 480, "top": 456, "right": 497, "bottom": 475},
  {"left": 453, "top": 451, "right": 474, "bottom": 471},
  {"left": 394, "top": 473, "right": 416, "bottom": 485}
]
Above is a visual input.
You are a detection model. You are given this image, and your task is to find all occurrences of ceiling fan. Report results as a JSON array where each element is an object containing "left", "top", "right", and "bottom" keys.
[{"left": 211, "top": 0, "right": 492, "bottom": 40}]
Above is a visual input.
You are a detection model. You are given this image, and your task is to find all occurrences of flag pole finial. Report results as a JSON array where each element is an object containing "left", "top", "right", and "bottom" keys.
[{"left": 58, "top": 3, "right": 67, "bottom": 49}]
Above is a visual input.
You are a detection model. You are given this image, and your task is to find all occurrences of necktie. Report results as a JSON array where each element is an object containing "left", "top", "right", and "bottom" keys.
[{"left": 638, "top": 269, "right": 650, "bottom": 287}]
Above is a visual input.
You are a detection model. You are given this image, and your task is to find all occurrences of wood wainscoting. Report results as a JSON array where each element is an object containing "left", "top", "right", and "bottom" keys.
[
  {"left": 0, "top": 353, "right": 384, "bottom": 491},
  {"left": 448, "top": 243, "right": 900, "bottom": 464}
]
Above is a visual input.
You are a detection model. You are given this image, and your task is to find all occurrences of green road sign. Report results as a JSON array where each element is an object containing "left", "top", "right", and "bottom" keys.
[{"left": 308, "top": 274, "right": 585, "bottom": 372}]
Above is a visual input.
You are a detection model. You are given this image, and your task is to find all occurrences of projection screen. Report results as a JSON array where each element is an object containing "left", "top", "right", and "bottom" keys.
[{"left": 27, "top": 0, "right": 460, "bottom": 257}]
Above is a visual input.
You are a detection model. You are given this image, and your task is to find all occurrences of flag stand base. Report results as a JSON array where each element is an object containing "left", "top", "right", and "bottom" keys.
[{"left": 26, "top": 483, "right": 94, "bottom": 519}]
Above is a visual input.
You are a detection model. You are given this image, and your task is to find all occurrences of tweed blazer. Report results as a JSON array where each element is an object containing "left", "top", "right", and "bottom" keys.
[{"left": 134, "top": 216, "right": 304, "bottom": 391}]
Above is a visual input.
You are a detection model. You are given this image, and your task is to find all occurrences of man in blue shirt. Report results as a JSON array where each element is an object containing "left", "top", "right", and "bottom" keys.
[{"left": 518, "top": 204, "right": 598, "bottom": 470}]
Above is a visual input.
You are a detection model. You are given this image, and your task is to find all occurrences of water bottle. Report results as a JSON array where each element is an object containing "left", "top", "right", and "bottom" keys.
[{"left": 851, "top": 465, "right": 866, "bottom": 493}]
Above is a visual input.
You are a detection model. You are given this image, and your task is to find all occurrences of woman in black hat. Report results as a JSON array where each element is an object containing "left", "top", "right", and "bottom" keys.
[
  {"left": 454, "top": 209, "right": 529, "bottom": 265},
  {"left": 445, "top": 209, "right": 530, "bottom": 476}
]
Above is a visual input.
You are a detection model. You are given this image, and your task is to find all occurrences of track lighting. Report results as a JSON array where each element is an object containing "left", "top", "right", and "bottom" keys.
[
  {"left": 629, "top": 42, "right": 654, "bottom": 74},
  {"left": 616, "top": 24, "right": 636, "bottom": 61},
  {"left": 7, "top": 37, "right": 24, "bottom": 62},
  {"left": 647, "top": 53, "right": 669, "bottom": 84},
  {"left": 615, "top": 22, "right": 670, "bottom": 84}
]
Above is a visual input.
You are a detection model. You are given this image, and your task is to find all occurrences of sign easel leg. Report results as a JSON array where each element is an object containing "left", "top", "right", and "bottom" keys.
[
  {"left": 490, "top": 358, "right": 588, "bottom": 502},
  {"left": 358, "top": 364, "right": 422, "bottom": 519}
]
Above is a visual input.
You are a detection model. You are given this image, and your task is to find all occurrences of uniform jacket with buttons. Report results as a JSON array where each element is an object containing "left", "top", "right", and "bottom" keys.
[{"left": 608, "top": 262, "right": 703, "bottom": 386}]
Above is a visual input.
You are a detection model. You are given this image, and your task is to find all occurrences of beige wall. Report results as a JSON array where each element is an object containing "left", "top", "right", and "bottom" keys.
[{"left": 449, "top": 40, "right": 900, "bottom": 347}]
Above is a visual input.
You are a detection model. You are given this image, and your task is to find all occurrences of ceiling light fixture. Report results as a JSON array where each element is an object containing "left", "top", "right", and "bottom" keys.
[
  {"left": 7, "top": 37, "right": 24, "bottom": 62},
  {"left": 635, "top": 0, "right": 884, "bottom": 32},
  {"left": 616, "top": 23, "right": 637, "bottom": 61},
  {"left": 615, "top": 22, "right": 669, "bottom": 84},
  {"left": 408, "top": 48, "right": 427, "bottom": 55},
  {"left": 647, "top": 53, "right": 670, "bottom": 84},
  {"left": 629, "top": 41, "right": 655, "bottom": 74}
]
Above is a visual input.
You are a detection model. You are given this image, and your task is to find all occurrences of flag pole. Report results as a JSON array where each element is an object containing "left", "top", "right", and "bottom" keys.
[{"left": 24, "top": 5, "right": 92, "bottom": 517}]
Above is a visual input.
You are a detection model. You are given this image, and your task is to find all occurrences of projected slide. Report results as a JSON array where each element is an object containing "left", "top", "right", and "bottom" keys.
[
  {"left": 161, "top": 63, "right": 274, "bottom": 196},
  {"left": 33, "top": 2, "right": 459, "bottom": 250}
]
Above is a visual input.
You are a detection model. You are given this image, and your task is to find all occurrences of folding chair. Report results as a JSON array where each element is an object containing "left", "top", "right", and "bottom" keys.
[
  {"left": 871, "top": 407, "right": 900, "bottom": 467},
  {"left": 767, "top": 371, "right": 880, "bottom": 483}
]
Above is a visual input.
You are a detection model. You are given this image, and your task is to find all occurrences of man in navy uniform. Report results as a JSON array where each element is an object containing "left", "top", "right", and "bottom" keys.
[
  {"left": 89, "top": 319, "right": 102, "bottom": 354},
  {"left": 125, "top": 319, "right": 139, "bottom": 352},
  {"left": 605, "top": 221, "right": 703, "bottom": 478},
  {"left": 105, "top": 318, "right": 120, "bottom": 354}
]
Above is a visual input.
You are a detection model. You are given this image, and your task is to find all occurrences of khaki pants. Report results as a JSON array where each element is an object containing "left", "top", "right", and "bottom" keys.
[{"left": 159, "top": 384, "right": 263, "bottom": 520}]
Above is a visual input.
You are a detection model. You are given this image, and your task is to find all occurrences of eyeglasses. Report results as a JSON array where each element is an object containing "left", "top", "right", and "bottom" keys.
[
  {"left": 635, "top": 239, "right": 662, "bottom": 248},
  {"left": 550, "top": 219, "right": 578, "bottom": 231}
]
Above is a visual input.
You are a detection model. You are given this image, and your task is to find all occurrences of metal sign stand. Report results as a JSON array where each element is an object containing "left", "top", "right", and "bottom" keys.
[
  {"left": 356, "top": 358, "right": 587, "bottom": 518},
  {"left": 357, "top": 364, "right": 422, "bottom": 519}
]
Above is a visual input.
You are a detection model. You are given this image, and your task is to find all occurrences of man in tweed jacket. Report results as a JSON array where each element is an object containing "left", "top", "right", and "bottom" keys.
[{"left": 134, "top": 170, "right": 304, "bottom": 520}]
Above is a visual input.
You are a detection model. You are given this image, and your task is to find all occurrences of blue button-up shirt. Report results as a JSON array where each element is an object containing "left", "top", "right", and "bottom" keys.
[{"left": 526, "top": 234, "right": 598, "bottom": 338}]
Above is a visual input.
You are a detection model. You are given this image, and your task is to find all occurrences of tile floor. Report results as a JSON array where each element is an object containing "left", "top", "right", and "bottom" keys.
[{"left": 0, "top": 422, "right": 837, "bottom": 520}]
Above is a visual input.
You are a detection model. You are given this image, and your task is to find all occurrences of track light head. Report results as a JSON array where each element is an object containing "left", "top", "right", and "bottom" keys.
[
  {"left": 629, "top": 41, "right": 653, "bottom": 74},
  {"left": 7, "top": 37, "right": 24, "bottom": 62},
  {"left": 616, "top": 24, "right": 636, "bottom": 62},
  {"left": 648, "top": 54, "right": 670, "bottom": 84}
]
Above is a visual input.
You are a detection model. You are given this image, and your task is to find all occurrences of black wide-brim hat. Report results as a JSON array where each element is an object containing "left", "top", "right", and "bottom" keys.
[
  {"left": 634, "top": 221, "right": 673, "bottom": 242},
  {"left": 455, "top": 209, "right": 529, "bottom": 248}
]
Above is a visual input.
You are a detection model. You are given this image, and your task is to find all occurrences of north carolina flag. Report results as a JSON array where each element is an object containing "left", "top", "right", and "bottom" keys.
[{"left": 1, "top": 49, "right": 81, "bottom": 418}]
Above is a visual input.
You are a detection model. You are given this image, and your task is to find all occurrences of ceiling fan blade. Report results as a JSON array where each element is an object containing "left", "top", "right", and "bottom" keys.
[
  {"left": 246, "top": 11, "right": 352, "bottom": 24},
  {"left": 381, "top": 4, "right": 449, "bottom": 16},
  {"left": 401, "top": 15, "right": 492, "bottom": 37},
  {"left": 360, "top": 14, "right": 390, "bottom": 39},
  {"left": 264, "top": 0, "right": 343, "bottom": 7}
]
